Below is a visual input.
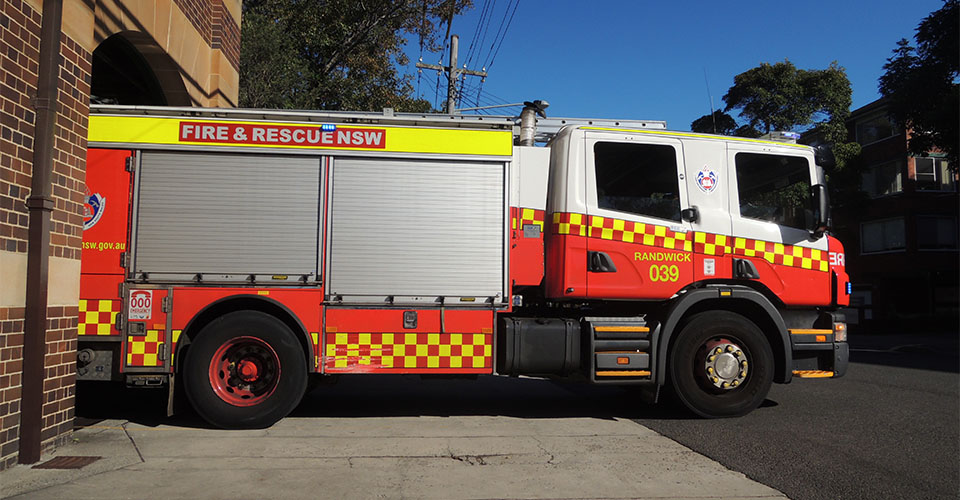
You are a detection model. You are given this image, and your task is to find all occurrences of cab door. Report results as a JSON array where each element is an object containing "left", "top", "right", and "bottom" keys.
[
  {"left": 682, "top": 139, "right": 734, "bottom": 281},
  {"left": 726, "top": 146, "right": 830, "bottom": 305},
  {"left": 583, "top": 131, "right": 693, "bottom": 300},
  {"left": 79, "top": 149, "right": 133, "bottom": 337}
]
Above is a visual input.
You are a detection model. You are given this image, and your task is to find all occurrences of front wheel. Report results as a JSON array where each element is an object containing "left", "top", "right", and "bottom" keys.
[
  {"left": 183, "top": 311, "right": 307, "bottom": 429},
  {"left": 669, "top": 311, "right": 773, "bottom": 418}
]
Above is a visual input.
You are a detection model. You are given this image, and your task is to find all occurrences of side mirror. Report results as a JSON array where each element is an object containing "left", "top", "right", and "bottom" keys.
[
  {"left": 807, "top": 184, "right": 830, "bottom": 238},
  {"left": 814, "top": 145, "right": 836, "bottom": 170}
]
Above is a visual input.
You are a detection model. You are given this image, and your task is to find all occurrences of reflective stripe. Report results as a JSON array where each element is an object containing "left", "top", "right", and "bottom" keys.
[
  {"left": 89, "top": 116, "right": 513, "bottom": 156},
  {"left": 324, "top": 332, "right": 492, "bottom": 371},
  {"left": 78, "top": 299, "right": 120, "bottom": 336},
  {"left": 512, "top": 207, "right": 546, "bottom": 231},
  {"left": 127, "top": 330, "right": 163, "bottom": 367},
  {"left": 551, "top": 212, "right": 829, "bottom": 273}
]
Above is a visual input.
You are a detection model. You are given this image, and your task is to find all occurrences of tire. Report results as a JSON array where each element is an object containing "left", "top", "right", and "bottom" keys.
[
  {"left": 183, "top": 311, "right": 307, "bottom": 429},
  {"left": 668, "top": 311, "right": 773, "bottom": 418}
]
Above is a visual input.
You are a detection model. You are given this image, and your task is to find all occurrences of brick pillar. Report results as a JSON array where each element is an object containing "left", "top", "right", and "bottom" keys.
[{"left": 0, "top": 0, "right": 90, "bottom": 470}]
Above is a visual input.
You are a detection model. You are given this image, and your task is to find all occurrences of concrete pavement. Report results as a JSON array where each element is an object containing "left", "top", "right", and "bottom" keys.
[{"left": 1, "top": 376, "right": 788, "bottom": 500}]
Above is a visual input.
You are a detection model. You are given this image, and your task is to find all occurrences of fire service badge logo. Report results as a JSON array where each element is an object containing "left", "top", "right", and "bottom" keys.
[
  {"left": 83, "top": 190, "right": 105, "bottom": 230},
  {"left": 696, "top": 166, "right": 718, "bottom": 193}
]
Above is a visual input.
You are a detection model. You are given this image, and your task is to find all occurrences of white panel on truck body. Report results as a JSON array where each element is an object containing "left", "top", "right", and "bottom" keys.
[
  {"left": 328, "top": 158, "right": 506, "bottom": 303},
  {"left": 681, "top": 138, "right": 732, "bottom": 238},
  {"left": 133, "top": 151, "right": 322, "bottom": 281},
  {"left": 510, "top": 146, "right": 550, "bottom": 210}
]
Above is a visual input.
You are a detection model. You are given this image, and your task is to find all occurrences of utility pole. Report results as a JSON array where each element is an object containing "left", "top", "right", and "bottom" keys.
[{"left": 417, "top": 35, "right": 487, "bottom": 114}]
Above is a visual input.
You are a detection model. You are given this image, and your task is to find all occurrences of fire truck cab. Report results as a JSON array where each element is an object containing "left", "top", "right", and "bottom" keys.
[{"left": 78, "top": 105, "right": 849, "bottom": 428}]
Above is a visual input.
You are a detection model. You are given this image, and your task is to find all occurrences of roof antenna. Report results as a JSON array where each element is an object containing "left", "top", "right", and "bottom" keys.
[{"left": 703, "top": 67, "right": 716, "bottom": 134}]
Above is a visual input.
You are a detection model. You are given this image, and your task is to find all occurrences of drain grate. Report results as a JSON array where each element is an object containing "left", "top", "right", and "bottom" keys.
[{"left": 32, "top": 456, "right": 101, "bottom": 469}]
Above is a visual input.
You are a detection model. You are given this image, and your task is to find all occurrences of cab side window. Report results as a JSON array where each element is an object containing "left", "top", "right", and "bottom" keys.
[
  {"left": 735, "top": 153, "right": 810, "bottom": 230},
  {"left": 594, "top": 142, "right": 680, "bottom": 222}
]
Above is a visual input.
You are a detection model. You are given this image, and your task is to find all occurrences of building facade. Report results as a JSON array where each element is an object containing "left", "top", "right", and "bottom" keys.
[
  {"left": 831, "top": 99, "right": 958, "bottom": 331},
  {"left": 1, "top": 0, "right": 240, "bottom": 469}
]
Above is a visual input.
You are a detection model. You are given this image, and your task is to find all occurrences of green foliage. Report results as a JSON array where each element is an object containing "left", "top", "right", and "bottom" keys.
[
  {"left": 690, "top": 110, "right": 738, "bottom": 135},
  {"left": 721, "top": 60, "right": 858, "bottom": 170},
  {"left": 239, "top": 0, "right": 471, "bottom": 111},
  {"left": 879, "top": 0, "right": 958, "bottom": 167},
  {"left": 723, "top": 61, "right": 852, "bottom": 137}
]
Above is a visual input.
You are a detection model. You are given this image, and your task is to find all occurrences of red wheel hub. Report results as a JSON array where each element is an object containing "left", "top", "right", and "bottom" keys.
[
  {"left": 238, "top": 359, "right": 259, "bottom": 381},
  {"left": 208, "top": 336, "right": 280, "bottom": 407}
]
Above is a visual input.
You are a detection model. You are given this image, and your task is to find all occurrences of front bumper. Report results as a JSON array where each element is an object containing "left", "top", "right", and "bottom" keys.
[{"left": 791, "top": 341, "right": 848, "bottom": 379}]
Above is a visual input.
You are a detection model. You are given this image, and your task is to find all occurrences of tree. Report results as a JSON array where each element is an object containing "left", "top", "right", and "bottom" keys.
[
  {"left": 690, "top": 110, "right": 737, "bottom": 135},
  {"left": 723, "top": 61, "right": 851, "bottom": 136},
  {"left": 239, "top": 0, "right": 472, "bottom": 111},
  {"left": 879, "top": 0, "right": 958, "bottom": 166},
  {"left": 722, "top": 60, "right": 859, "bottom": 169}
]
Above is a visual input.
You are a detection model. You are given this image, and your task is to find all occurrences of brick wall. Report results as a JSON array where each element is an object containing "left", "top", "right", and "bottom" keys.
[
  {"left": 50, "top": 34, "right": 89, "bottom": 260},
  {"left": 40, "top": 306, "right": 79, "bottom": 446},
  {"left": 0, "top": 0, "right": 89, "bottom": 470},
  {"left": 0, "top": 307, "right": 25, "bottom": 470},
  {"left": 211, "top": 0, "right": 240, "bottom": 71},
  {"left": 174, "top": 0, "right": 212, "bottom": 45},
  {"left": 0, "top": 0, "right": 41, "bottom": 472},
  {"left": 1, "top": 0, "right": 41, "bottom": 255}
]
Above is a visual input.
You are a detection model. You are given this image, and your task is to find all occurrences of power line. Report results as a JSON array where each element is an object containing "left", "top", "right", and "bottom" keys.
[
  {"left": 474, "top": 0, "right": 498, "bottom": 69},
  {"left": 484, "top": 0, "right": 519, "bottom": 70},
  {"left": 480, "top": 0, "right": 514, "bottom": 69},
  {"left": 464, "top": 0, "right": 492, "bottom": 69}
]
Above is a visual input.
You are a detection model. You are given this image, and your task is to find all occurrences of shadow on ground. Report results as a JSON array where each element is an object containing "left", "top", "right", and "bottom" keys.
[
  {"left": 76, "top": 330, "right": 956, "bottom": 432},
  {"left": 76, "top": 375, "right": 729, "bottom": 431}
]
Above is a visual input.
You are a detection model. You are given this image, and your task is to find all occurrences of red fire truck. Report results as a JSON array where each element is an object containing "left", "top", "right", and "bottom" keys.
[{"left": 78, "top": 104, "right": 849, "bottom": 428}]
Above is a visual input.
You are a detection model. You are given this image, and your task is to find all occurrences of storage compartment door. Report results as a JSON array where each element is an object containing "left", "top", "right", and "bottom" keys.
[
  {"left": 328, "top": 158, "right": 506, "bottom": 303},
  {"left": 133, "top": 151, "right": 322, "bottom": 283}
]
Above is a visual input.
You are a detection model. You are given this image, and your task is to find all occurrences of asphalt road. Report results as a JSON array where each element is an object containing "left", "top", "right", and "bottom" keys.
[
  {"left": 76, "top": 332, "right": 958, "bottom": 500},
  {"left": 635, "top": 332, "right": 960, "bottom": 500}
]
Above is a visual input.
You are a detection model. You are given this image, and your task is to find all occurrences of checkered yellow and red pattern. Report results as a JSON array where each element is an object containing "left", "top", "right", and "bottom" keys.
[
  {"left": 512, "top": 207, "right": 546, "bottom": 231},
  {"left": 552, "top": 212, "right": 693, "bottom": 252},
  {"left": 731, "top": 237, "right": 828, "bottom": 271},
  {"left": 552, "top": 212, "right": 828, "bottom": 272},
  {"left": 311, "top": 332, "right": 321, "bottom": 370},
  {"left": 127, "top": 330, "right": 164, "bottom": 367},
  {"left": 324, "top": 332, "right": 492, "bottom": 371},
  {"left": 78, "top": 299, "right": 120, "bottom": 336},
  {"left": 168, "top": 330, "right": 182, "bottom": 371}
]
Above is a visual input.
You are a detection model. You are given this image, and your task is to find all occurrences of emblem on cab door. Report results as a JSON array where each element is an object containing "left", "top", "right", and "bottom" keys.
[
  {"left": 696, "top": 166, "right": 718, "bottom": 193},
  {"left": 83, "top": 189, "right": 106, "bottom": 230}
]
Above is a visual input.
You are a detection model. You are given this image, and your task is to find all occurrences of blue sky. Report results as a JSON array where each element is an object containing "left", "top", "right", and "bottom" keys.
[{"left": 405, "top": 0, "right": 944, "bottom": 131}]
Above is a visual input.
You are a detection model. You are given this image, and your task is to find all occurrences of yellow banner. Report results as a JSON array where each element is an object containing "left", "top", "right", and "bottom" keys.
[{"left": 88, "top": 116, "right": 513, "bottom": 156}]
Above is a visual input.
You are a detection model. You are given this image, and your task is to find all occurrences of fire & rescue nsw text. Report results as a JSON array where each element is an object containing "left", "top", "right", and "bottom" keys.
[{"left": 179, "top": 121, "right": 386, "bottom": 148}]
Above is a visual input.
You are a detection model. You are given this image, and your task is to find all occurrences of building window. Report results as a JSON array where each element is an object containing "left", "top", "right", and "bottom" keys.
[
  {"left": 917, "top": 216, "right": 958, "bottom": 250},
  {"left": 735, "top": 153, "right": 811, "bottom": 231},
  {"left": 861, "top": 160, "right": 903, "bottom": 197},
  {"left": 914, "top": 157, "right": 956, "bottom": 191},
  {"left": 855, "top": 114, "right": 896, "bottom": 145},
  {"left": 594, "top": 142, "right": 681, "bottom": 222},
  {"left": 861, "top": 217, "right": 906, "bottom": 254}
]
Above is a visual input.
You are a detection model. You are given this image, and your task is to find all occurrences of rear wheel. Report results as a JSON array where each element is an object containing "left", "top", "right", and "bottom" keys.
[
  {"left": 184, "top": 311, "right": 307, "bottom": 429},
  {"left": 669, "top": 311, "right": 773, "bottom": 418}
]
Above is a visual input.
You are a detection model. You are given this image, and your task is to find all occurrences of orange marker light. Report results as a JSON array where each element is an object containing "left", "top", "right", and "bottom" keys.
[
  {"left": 617, "top": 357, "right": 630, "bottom": 365},
  {"left": 816, "top": 335, "right": 827, "bottom": 342}
]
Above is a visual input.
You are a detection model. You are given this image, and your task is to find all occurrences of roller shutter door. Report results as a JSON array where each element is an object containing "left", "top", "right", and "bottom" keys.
[
  {"left": 133, "top": 151, "right": 321, "bottom": 279},
  {"left": 328, "top": 158, "right": 505, "bottom": 300}
]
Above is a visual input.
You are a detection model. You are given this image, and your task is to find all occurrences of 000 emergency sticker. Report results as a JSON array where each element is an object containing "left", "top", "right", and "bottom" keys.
[{"left": 128, "top": 290, "right": 153, "bottom": 320}]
